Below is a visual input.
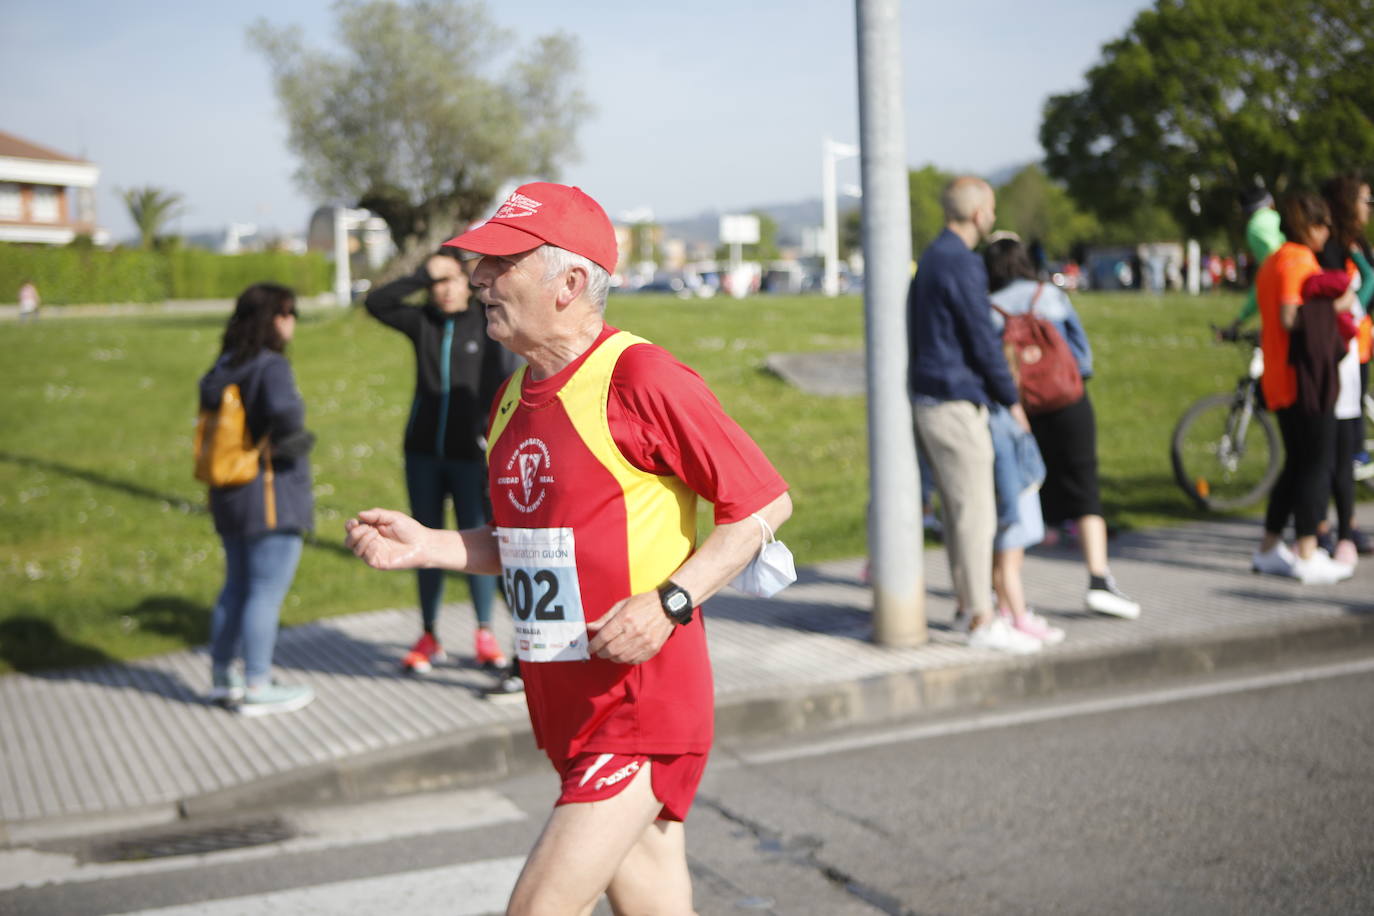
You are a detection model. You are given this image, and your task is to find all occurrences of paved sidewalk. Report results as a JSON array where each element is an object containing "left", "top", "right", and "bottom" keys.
[{"left": 4, "top": 512, "right": 1374, "bottom": 845}]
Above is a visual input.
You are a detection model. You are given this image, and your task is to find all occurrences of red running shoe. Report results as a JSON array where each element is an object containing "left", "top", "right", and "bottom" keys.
[
  {"left": 474, "top": 629, "right": 507, "bottom": 670},
  {"left": 402, "top": 632, "right": 446, "bottom": 673}
]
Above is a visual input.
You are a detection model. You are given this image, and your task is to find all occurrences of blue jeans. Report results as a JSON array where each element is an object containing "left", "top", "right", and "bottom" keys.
[
  {"left": 210, "top": 531, "right": 303, "bottom": 686},
  {"left": 405, "top": 452, "right": 499, "bottom": 630}
]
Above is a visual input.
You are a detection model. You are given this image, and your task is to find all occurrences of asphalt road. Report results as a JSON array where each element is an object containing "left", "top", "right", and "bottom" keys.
[{"left": 3, "top": 653, "right": 1372, "bottom": 915}]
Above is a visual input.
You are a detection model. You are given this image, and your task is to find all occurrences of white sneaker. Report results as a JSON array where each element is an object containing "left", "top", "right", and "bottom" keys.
[
  {"left": 967, "top": 617, "right": 1042, "bottom": 654},
  {"left": 1085, "top": 576, "right": 1141, "bottom": 619},
  {"left": 1251, "top": 542, "right": 1297, "bottom": 577},
  {"left": 1291, "top": 549, "right": 1354, "bottom": 585}
]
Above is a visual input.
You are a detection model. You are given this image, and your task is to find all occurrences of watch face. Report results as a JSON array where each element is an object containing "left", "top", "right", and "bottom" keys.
[{"left": 666, "top": 592, "right": 689, "bottom": 613}]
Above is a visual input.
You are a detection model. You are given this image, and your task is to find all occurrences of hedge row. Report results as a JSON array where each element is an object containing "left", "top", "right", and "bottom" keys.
[{"left": 0, "top": 244, "right": 333, "bottom": 305}]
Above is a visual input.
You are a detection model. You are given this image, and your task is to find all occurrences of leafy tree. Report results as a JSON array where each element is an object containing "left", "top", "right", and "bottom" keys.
[
  {"left": 121, "top": 186, "right": 184, "bottom": 250},
  {"left": 626, "top": 222, "right": 659, "bottom": 266},
  {"left": 907, "top": 165, "right": 954, "bottom": 259},
  {"left": 248, "top": 0, "right": 592, "bottom": 269},
  {"left": 993, "top": 164, "right": 1100, "bottom": 257},
  {"left": 1041, "top": 0, "right": 1374, "bottom": 239}
]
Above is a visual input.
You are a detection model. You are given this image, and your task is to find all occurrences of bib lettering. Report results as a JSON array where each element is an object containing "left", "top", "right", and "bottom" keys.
[{"left": 496, "top": 526, "right": 588, "bottom": 662}]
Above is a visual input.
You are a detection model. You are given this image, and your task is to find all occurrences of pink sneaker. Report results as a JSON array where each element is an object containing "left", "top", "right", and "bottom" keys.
[
  {"left": 1334, "top": 539, "right": 1359, "bottom": 569},
  {"left": 474, "top": 628, "right": 508, "bottom": 669},
  {"left": 1002, "top": 608, "right": 1065, "bottom": 646}
]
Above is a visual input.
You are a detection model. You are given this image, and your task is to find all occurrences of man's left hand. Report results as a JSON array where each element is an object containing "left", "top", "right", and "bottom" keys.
[{"left": 586, "top": 592, "right": 676, "bottom": 665}]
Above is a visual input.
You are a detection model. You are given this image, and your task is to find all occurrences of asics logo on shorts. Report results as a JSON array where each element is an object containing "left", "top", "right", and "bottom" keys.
[{"left": 594, "top": 761, "right": 641, "bottom": 791}]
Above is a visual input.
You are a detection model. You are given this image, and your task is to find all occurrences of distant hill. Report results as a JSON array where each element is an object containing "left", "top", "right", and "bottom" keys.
[
  {"left": 658, "top": 160, "right": 1037, "bottom": 246},
  {"left": 659, "top": 198, "right": 855, "bottom": 248}
]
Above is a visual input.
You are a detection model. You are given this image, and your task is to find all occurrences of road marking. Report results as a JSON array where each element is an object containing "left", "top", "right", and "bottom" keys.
[
  {"left": 0, "top": 787, "right": 526, "bottom": 891},
  {"left": 107, "top": 856, "right": 527, "bottom": 916},
  {"left": 736, "top": 656, "right": 1374, "bottom": 765}
]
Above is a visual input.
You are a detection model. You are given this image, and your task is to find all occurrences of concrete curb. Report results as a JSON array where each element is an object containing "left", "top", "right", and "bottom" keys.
[{"left": 156, "top": 612, "right": 1373, "bottom": 826}]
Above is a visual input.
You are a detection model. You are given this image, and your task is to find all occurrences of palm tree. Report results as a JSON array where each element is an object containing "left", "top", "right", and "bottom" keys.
[{"left": 121, "top": 187, "right": 184, "bottom": 250}]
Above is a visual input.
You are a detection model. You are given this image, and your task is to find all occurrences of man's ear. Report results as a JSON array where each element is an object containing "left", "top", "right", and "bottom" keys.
[{"left": 555, "top": 264, "right": 590, "bottom": 308}]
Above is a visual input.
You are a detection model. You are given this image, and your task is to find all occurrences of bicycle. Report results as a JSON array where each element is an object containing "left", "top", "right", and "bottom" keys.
[
  {"left": 1171, "top": 327, "right": 1280, "bottom": 510},
  {"left": 1172, "top": 325, "right": 1374, "bottom": 511}
]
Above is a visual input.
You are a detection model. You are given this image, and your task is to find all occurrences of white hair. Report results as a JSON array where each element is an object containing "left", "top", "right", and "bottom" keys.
[{"left": 538, "top": 245, "right": 611, "bottom": 311}]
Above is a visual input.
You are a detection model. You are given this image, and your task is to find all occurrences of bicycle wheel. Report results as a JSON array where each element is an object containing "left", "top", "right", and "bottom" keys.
[{"left": 1171, "top": 393, "right": 1281, "bottom": 510}]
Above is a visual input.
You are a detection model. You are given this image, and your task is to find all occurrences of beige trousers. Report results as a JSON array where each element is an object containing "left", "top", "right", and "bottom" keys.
[{"left": 913, "top": 399, "right": 996, "bottom": 615}]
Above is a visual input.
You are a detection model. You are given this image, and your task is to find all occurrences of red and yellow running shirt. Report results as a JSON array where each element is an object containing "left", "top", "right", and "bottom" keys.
[
  {"left": 1256, "top": 242, "right": 1321, "bottom": 411},
  {"left": 485, "top": 326, "right": 788, "bottom": 764}
]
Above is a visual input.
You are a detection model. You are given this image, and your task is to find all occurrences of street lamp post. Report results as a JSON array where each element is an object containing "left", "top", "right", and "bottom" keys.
[
  {"left": 332, "top": 207, "right": 371, "bottom": 306},
  {"left": 856, "top": 0, "right": 924, "bottom": 646},
  {"left": 822, "top": 137, "right": 860, "bottom": 297}
]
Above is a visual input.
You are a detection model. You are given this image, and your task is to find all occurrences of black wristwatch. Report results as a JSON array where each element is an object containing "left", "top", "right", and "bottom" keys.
[{"left": 658, "top": 581, "right": 694, "bottom": 625}]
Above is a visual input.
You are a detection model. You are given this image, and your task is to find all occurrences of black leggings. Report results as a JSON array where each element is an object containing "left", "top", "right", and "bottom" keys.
[
  {"left": 1331, "top": 416, "right": 1360, "bottom": 540},
  {"left": 1265, "top": 407, "right": 1336, "bottom": 539}
]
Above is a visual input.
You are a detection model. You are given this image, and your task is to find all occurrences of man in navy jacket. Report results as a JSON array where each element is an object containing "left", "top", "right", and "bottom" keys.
[{"left": 907, "top": 176, "right": 1039, "bottom": 654}]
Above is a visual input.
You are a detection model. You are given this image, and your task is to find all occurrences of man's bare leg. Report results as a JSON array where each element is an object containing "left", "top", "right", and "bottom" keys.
[
  {"left": 507, "top": 762, "right": 691, "bottom": 916},
  {"left": 606, "top": 817, "right": 695, "bottom": 916}
]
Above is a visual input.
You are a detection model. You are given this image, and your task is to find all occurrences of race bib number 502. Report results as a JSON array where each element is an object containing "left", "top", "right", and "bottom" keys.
[{"left": 496, "top": 527, "right": 588, "bottom": 662}]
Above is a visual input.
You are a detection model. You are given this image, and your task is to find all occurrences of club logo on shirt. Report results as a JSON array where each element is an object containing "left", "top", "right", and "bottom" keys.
[{"left": 497, "top": 437, "right": 555, "bottom": 513}]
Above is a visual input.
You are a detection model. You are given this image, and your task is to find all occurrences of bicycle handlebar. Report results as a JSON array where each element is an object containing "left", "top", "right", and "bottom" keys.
[{"left": 1212, "top": 323, "right": 1260, "bottom": 346}]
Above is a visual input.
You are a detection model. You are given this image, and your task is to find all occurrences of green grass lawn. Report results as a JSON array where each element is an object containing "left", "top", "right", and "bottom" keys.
[{"left": 1, "top": 290, "right": 1252, "bottom": 672}]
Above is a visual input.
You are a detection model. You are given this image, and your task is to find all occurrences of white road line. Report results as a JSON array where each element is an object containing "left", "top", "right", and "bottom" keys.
[
  {"left": 107, "top": 856, "right": 528, "bottom": 916},
  {"left": 737, "top": 656, "right": 1374, "bottom": 765},
  {"left": 0, "top": 787, "right": 526, "bottom": 891}
]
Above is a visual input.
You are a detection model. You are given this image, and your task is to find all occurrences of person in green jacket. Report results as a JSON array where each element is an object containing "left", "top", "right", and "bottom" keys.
[{"left": 1229, "top": 188, "right": 1286, "bottom": 331}]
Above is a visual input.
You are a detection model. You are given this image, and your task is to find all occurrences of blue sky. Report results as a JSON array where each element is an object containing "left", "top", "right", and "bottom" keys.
[{"left": 3, "top": 0, "right": 1148, "bottom": 241}]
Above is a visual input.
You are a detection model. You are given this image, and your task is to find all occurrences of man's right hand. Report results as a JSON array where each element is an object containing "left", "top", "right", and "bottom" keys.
[{"left": 345, "top": 509, "right": 431, "bottom": 570}]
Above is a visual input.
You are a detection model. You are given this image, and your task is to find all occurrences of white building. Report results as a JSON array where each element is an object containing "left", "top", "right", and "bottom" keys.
[{"left": 0, "top": 130, "right": 107, "bottom": 245}]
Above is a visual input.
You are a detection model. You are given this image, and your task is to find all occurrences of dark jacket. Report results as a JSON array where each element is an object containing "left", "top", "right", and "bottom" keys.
[
  {"left": 364, "top": 267, "right": 514, "bottom": 461},
  {"left": 200, "top": 350, "right": 314, "bottom": 537},
  {"left": 907, "top": 229, "right": 1020, "bottom": 407},
  {"left": 1288, "top": 298, "right": 1344, "bottom": 416}
]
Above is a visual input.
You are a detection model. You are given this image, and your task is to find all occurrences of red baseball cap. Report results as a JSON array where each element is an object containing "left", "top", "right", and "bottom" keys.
[{"left": 444, "top": 182, "right": 619, "bottom": 274}]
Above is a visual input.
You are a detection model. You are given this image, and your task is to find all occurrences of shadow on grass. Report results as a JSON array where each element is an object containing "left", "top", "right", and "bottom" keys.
[
  {"left": 0, "top": 618, "right": 112, "bottom": 673},
  {"left": 125, "top": 595, "right": 211, "bottom": 645},
  {"left": 0, "top": 449, "right": 362, "bottom": 564},
  {"left": 0, "top": 450, "right": 204, "bottom": 513}
]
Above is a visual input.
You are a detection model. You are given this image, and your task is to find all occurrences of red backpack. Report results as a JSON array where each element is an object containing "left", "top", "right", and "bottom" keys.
[{"left": 992, "top": 283, "right": 1083, "bottom": 415}]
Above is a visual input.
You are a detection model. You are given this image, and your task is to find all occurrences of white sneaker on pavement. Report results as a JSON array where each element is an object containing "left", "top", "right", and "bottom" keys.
[
  {"left": 1085, "top": 575, "right": 1141, "bottom": 619},
  {"left": 967, "top": 617, "right": 1043, "bottom": 654},
  {"left": 1252, "top": 542, "right": 1296, "bottom": 577},
  {"left": 1291, "top": 549, "right": 1354, "bottom": 585}
]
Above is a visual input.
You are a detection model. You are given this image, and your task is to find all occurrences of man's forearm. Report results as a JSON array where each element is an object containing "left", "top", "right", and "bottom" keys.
[
  {"left": 663, "top": 491, "right": 792, "bottom": 604},
  {"left": 430, "top": 524, "right": 502, "bottom": 574}
]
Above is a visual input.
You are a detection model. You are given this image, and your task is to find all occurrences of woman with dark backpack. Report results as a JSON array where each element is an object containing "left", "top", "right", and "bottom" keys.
[
  {"left": 985, "top": 237, "right": 1141, "bottom": 620},
  {"left": 199, "top": 283, "right": 316, "bottom": 716}
]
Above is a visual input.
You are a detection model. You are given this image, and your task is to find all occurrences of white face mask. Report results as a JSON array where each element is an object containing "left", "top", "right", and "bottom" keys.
[{"left": 730, "top": 513, "right": 797, "bottom": 598}]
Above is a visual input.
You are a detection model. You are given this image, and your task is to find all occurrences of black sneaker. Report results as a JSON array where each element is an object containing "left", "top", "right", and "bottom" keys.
[
  {"left": 1316, "top": 530, "right": 1336, "bottom": 557},
  {"left": 484, "top": 665, "right": 525, "bottom": 701},
  {"left": 1351, "top": 528, "right": 1373, "bottom": 555},
  {"left": 1085, "top": 575, "right": 1141, "bottom": 619}
]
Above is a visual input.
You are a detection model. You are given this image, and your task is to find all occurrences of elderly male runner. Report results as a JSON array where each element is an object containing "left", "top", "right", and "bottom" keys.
[{"left": 345, "top": 182, "right": 791, "bottom": 915}]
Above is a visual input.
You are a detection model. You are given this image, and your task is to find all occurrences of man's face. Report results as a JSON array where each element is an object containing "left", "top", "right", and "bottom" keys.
[
  {"left": 469, "top": 248, "right": 556, "bottom": 351},
  {"left": 427, "top": 256, "right": 471, "bottom": 313}
]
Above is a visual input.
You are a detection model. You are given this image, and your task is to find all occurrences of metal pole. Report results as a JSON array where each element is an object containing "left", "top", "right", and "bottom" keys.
[
  {"left": 822, "top": 138, "right": 839, "bottom": 297},
  {"left": 333, "top": 208, "right": 352, "bottom": 307},
  {"left": 856, "top": 0, "right": 925, "bottom": 645}
]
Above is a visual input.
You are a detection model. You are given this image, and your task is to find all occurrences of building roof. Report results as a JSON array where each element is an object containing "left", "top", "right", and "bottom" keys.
[{"left": 0, "top": 130, "right": 89, "bottom": 164}]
